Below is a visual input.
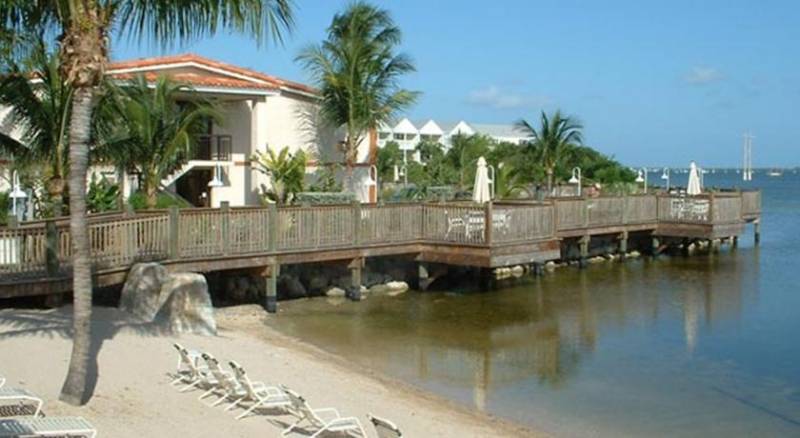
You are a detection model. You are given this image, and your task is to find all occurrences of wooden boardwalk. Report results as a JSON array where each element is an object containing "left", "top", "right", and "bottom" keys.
[{"left": 0, "top": 190, "right": 761, "bottom": 308}]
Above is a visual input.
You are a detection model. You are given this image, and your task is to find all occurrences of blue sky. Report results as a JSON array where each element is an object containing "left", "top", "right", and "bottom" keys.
[{"left": 113, "top": 0, "right": 800, "bottom": 167}]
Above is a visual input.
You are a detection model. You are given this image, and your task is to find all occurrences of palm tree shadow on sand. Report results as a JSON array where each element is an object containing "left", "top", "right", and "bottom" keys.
[{"left": 0, "top": 306, "right": 174, "bottom": 404}]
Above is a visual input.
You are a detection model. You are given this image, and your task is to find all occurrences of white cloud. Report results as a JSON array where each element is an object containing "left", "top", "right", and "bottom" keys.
[
  {"left": 466, "top": 85, "right": 549, "bottom": 110},
  {"left": 683, "top": 66, "right": 724, "bottom": 85}
]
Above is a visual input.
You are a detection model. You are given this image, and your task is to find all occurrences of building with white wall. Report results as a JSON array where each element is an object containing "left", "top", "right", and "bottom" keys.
[{"left": 375, "top": 118, "right": 532, "bottom": 160}]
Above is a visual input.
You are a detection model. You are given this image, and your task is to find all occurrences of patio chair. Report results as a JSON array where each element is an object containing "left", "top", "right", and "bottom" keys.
[
  {"left": 170, "top": 343, "right": 203, "bottom": 386},
  {"left": 197, "top": 353, "right": 240, "bottom": 405},
  {"left": 0, "top": 416, "right": 96, "bottom": 438},
  {"left": 0, "top": 387, "right": 43, "bottom": 417},
  {"left": 227, "top": 361, "right": 291, "bottom": 420},
  {"left": 280, "top": 386, "right": 366, "bottom": 437},
  {"left": 368, "top": 414, "right": 402, "bottom": 438}
]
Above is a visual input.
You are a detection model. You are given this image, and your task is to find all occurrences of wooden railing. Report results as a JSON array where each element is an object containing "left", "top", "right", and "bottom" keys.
[
  {"left": 741, "top": 190, "right": 761, "bottom": 217},
  {"left": 0, "top": 191, "right": 761, "bottom": 279}
]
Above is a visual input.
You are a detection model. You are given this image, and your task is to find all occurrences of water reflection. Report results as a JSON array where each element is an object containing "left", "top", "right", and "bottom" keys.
[{"left": 273, "top": 249, "right": 761, "bottom": 414}]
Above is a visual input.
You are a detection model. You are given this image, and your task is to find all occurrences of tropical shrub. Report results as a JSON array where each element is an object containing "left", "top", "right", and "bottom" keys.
[
  {"left": 294, "top": 192, "right": 355, "bottom": 205},
  {"left": 251, "top": 146, "right": 307, "bottom": 205},
  {"left": 86, "top": 176, "right": 119, "bottom": 213},
  {"left": 127, "top": 191, "right": 190, "bottom": 211}
]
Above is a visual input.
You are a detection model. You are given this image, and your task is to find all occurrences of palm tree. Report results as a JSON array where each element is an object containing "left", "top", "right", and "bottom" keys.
[
  {"left": 0, "top": 0, "right": 294, "bottom": 406},
  {"left": 100, "top": 75, "right": 220, "bottom": 209},
  {"left": 516, "top": 111, "right": 583, "bottom": 192},
  {"left": 0, "top": 44, "right": 73, "bottom": 216},
  {"left": 251, "top": 146, "right": 307, "bottom": 205},
  {"left": 296, "top": 1, "right": 418, "bottom": 178}
]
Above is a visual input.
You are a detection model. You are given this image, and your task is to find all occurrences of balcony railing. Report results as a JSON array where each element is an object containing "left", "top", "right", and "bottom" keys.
[{"left": 194, "top": 135, "right": 232, "bottom": 161}]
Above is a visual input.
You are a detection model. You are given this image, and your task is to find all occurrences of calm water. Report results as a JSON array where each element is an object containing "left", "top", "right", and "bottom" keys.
[{"left": 269, "top": 172, "right": 800, "bottom": 437}]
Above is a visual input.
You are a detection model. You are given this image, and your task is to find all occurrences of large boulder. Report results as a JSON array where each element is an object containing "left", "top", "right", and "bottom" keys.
[
  {"left": 119, "top": 263, "right": 170, "bottom": 321},
  {"left": 155, "top": 273, "right": 217, "bottom": 336},
  {"left": 278, "top": 275, "right": 307, "bottom": 300}
]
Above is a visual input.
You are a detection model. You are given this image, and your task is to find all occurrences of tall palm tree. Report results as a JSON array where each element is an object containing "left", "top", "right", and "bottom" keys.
[
  {"left": 516, "top": 111, "right": 583, "bottom": 192},
  {"left": 100, "top": 75, "right": 220, "bottom": 209},
  {"left": 0, "top": 43, "right": 73, "bottom": 216},
  {"left": 0, "top": 0, "right": 294, "bottom": 406},
  {"left": 296, "top": 1, "right": 418, "bottom": 177}
]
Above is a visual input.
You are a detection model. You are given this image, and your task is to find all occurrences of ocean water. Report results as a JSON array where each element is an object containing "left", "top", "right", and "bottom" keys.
[{"left": 268, "top": 172, "right": 800, "bottom": 437}]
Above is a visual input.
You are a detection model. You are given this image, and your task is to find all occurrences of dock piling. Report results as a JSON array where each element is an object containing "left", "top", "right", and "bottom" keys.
[
  {"left": 264, "top": 264, "right": 279, "bottom": 314},
  {"left": 754, "top": 219, "right": 761, "bottom": 245},
  {"left": 347, "top": 258, "right": 364, "bottom": 301},
  {"left": 579, "top": 236, "right": 590, "bottom": 268}
]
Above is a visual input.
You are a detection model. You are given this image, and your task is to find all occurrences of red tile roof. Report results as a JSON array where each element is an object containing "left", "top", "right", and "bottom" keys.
[
  {"left": 107, "top": 53, "right": 316, "bottom": 95},
  {"left": 109, "top": 72, "right": 278, "bottom": 91}
]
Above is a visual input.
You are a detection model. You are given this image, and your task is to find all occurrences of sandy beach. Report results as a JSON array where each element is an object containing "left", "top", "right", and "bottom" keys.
[{"left": 0, "top": 304, "right": 543, "bottom": 437}]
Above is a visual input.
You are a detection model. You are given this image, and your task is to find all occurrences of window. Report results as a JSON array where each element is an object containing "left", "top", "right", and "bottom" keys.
[
  {"left": 393, "top": 133, "right": 404, "bottom": 140},
  {"left": 379, "top": 132, "right": 390, "bottom": 139},
  {"left": 420, "top": 134, "right": 431, "bottom": 141}
]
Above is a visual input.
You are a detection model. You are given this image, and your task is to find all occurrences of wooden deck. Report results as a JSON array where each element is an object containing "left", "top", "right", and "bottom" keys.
[{"left": 0, "top": 190, "right": 761, "bottom": 301}]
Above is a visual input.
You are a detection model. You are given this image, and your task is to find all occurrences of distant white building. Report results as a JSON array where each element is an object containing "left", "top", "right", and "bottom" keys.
[{"left": 376, "top": 118, "right": 532, "bottom": 162}]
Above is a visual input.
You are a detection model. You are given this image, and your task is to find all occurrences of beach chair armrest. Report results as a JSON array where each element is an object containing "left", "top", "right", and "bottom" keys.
[{"left": 312, "top": 407, "right": 342, "bottom": 421}]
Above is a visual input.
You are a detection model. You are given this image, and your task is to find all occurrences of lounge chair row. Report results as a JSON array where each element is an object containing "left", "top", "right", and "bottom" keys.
[
  {"left": 172, "top": 343, "right": 403, "bottom": 437},
  {"left": 0, "top": 374, "right": 96, "bottom": 438}
]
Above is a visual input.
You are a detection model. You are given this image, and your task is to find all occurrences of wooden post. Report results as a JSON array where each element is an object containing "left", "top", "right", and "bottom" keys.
[
  {"left": 347, "top": 257, "right": 364, "bottom": 301},
  {"left": 731, "top": 235, "right": 739, "bottom": 249},
  {"left": 531, "top": 262, "right": 544, "bottom": 276},
  {"left": 579, "top": 235, "right": 590, "bottom": 268},
  {"left": 220, "top": 201, "right": 230, "bottom": 255},
  {"left": 484, "top": 201, "right": 493, "bottom": 246},
  {"left": 618, "top": 231, "right": 628, "bottom": 261},
  {"left": 268, "top": 203, "right": 277, "bottom": 252},
  {"left": 168, "top": 206, "right": 179, "bottom": 259},
  {"left": 651, "top": 236, "right": 660, "bottom": 258},
  {"left": 45, "top": 220, "right": 59, "bottom": 276},
  {"left": 264, "top": 264, "right": 279, "bottom": 313},
  {"left": 352, "top": 201, "right": 361, "bottom": 246},
  {"left": 754, "top": 219, "right": 761, "bottom": 245}
]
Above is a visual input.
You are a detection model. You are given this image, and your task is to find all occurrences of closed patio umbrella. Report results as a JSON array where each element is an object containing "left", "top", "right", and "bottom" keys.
[
  {"left": 687, "top": 161, "right": 702, "bottom": 195},
  {"left": 473, "top": 157, "right": 491, "bottom": 204}
]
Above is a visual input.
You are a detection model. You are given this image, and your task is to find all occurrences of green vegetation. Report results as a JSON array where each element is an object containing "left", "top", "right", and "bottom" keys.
[
  {"left": 127, "top": 191, "right": 191, "bottom": 210},
  {"left": 86, "top": 176, "right": 119, "bottom": 213},
  {"left": 98, "top": 75, "right": 220, "bottom": 209},
  {"left": 251, "top": 146, "right": 307, "bottom": 205},
  {"left": 377, "top": 111, "right": 635, "bottom": 200},
  {"left": 297, "top": 1, "right": 418, "bottom": 170}
]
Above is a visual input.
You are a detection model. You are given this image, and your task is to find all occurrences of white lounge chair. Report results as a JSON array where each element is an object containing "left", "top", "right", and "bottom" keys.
[
  {"left": 0, "top": 387, "right": 43, "bottom": 417},
  {"left": 0, "top": 376, "right": 4, "bottom": 389},
  {"left": 0, "top": 416, "right": 96, "bottom": 437},
  {"left": 197, "top": 353, "right": 240, "bottom": 405},
  {"left": 368, "top": 414, "right": 402, "bottom": 438},
  {"left": 170, "top": 343, "right": 203, "bottom": 386},
  {"left": 228, "top": 361, "right": 291, "bottom": 420},
  {"left": 281, "top": 386, "right": 366, "bottom": 437}
]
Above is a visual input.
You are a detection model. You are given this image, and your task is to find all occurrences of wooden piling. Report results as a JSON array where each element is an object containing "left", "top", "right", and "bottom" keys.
[
  {"left": 651, "top": 236, "right": 660, "bottom": 258},
  {"left": 618, "top": 231, "right": 628, "bottom": 261},
  {"left": 754, "top": 219, "right": 761, "bottom": 245},
  {"left": 347, "top": 258, "right": 364, "bottom": 301},
  {"left": 579, "top": 236, "right": 590, "bottom": 268},
  {"left": 264, "top": 264, "right": 279, "bottom": 314}
]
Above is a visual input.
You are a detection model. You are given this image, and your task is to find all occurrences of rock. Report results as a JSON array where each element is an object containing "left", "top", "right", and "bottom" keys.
[
  {"left": 119, "top": 263, "right": 170, "bottom": 321},
  {"left": 589, "top": 256, "right": 605, "bottom": 264},
  {"left": 386, "top": 281, "right": 409, "bottom": 296},
  {"left": 544, "top": 261, "right": 557, "bottom": 271},
  {"left": 278, "top": 275, "right": 307, "bottom": 299},
  {"left": 510, "top": 265, "right": 525, "bottom": 276},
  {"left": 628, "top": 250, "right": 641, "bottom": 258},
  {"left": 154, "top": 273, "right": 217, "bottom": 336},
  {"left": 325, "top": 287, "right": 346, "bottom": 297}
]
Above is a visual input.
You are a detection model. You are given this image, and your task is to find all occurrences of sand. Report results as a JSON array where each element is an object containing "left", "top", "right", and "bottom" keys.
[{"left": 0, "top": 305, "right": 543, "bottom": 437}]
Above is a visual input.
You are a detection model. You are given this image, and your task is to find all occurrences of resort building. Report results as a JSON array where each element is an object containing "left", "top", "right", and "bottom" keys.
[
  {"left": 0, "top": 54, "right": 379, "bottom": 209},
  {"left": 375, "top": 118, "right": 533, "bottom": 162}
]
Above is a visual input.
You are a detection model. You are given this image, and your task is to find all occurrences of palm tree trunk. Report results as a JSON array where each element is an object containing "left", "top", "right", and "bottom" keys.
[
  {"left": 59, "top": 86, "right": 95, "bottom": 406},
  {"left": 145, "top": 181, "right": 157, "bottom": 210},
  {"left": 546, "top": 168, "right": 554, "bottom": 194}
]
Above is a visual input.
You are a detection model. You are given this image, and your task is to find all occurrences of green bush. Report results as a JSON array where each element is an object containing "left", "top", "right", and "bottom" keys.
[
  {"left": 128, "top": 191, "right": 191, "bottom": 210},
  {"left": 294, "top": 192, "right": 356, "bottom": 205},
  {"left": 0, "top": 192, "right": 9, "bottom": 226},
  {"left": 87, "top": 176, "right": 120, "bottom": 213}
]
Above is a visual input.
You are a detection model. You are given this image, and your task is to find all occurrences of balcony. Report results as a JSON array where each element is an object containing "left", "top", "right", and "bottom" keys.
[{"left": 194, "top": 135, "right": 232, "bottom": 161}]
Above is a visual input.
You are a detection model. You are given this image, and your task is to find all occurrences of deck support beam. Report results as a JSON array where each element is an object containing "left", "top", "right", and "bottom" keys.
[
  {"left": 347, "top": 258, "right": 364, "bottom": 301},
  {"left": 262, "top": 264, "right": 279, "bottom": 314},
  {"left": 754, "top": 219, "right": 761, "bottom": 245},
  {"left": 618, "top": 231, "right": 628, "bottom": 261},
  {"left": 579, "top": 236, "right": 590, "bottom": 268}
]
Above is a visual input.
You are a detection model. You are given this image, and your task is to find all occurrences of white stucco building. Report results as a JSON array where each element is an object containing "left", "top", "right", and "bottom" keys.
[
  {"left": 1, "top": 54, "right": 379, "bottom": 210},
  {"left": 375, "top": 118, "right": 532, "bottom": 161}
]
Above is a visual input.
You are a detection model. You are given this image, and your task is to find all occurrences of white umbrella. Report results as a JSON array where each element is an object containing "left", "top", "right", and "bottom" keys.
[
  {"left": 473, "top": 156, "right": 491, "bottom": 204},
  {"left": 687, "top": 161, "right": 702, "bottom": 195}
]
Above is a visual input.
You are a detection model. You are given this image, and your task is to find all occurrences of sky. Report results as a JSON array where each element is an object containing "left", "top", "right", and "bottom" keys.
[{"left": 112, "top": 0, "right": 800, "bottom": 167}]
